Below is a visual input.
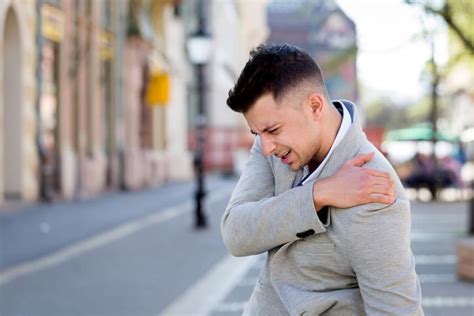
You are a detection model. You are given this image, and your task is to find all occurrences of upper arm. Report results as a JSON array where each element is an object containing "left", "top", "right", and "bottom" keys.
[{"left": 347, "top": 200, "right": 423, "bottom": 315}]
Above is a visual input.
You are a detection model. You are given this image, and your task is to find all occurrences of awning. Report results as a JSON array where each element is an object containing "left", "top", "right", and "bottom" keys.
[{"left": 384, "top": 123, "right": 458, "bottom": 143}]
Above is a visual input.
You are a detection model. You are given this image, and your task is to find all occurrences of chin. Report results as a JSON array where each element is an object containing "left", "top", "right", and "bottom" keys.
[{"left": 289, "top": 162, "right": 300, "bottom": 171}]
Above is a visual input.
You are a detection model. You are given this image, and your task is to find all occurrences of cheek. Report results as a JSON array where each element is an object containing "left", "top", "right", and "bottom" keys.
[{"left": 299, "top": 133, "right": 318, "bottom": 159}]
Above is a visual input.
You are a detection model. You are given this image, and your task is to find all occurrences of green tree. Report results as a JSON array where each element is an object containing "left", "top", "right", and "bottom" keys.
[
  {"left": 365, "top": 98, "right": 417, "bottom": 130},
  {"left": 405, "top": 0, "right": 474, "bottom": 54}
]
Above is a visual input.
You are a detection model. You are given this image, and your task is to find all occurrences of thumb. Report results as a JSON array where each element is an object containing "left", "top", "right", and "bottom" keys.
[{"left": 347, "top": 152, "right": 375, "bottom": 167}]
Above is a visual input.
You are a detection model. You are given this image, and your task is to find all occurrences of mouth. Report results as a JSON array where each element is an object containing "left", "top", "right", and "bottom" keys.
[
  {"left": 281, "top": 150, "right": 290, "bottom": 158},
  {"left": 279, "top": 150, "right": 291, "bottom": 162}
]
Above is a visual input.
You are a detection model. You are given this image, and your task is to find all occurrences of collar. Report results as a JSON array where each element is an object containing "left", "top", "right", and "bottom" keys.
[{"left": 300, "top": 100, "right": 353, "bottom": 185}]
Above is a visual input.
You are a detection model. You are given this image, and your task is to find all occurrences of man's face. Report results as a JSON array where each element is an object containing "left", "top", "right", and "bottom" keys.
[{"left": 244, "top": 92, "right": 321, "bottom": 171}]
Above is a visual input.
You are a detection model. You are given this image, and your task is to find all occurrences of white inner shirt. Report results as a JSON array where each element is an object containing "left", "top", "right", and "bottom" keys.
[{"left": 301, "top": 100, "right": 352, "bottom": 185}]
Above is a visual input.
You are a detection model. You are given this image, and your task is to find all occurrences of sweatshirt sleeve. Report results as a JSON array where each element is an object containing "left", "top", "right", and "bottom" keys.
[
  {"left": 221, "top": 137, "right": 327, "bottom": 257},
  {"left": 347, "top": 199, "right": 423, "bottom": 315}
]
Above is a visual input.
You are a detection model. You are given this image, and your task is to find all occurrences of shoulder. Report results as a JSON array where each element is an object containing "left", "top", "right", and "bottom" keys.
[
  {"left": 358, "top": 142, "right": 396, "bottom": 176},
  {"left": 333, "top": 142, "right": 411, "bottom": 228},
  {"left": 357, "top": 142, "right": 408, "bottom": 199}
]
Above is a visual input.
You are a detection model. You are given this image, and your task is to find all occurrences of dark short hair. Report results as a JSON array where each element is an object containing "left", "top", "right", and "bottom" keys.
[{"left": 226, "top": 43, "right": 326, "bottom": 113}]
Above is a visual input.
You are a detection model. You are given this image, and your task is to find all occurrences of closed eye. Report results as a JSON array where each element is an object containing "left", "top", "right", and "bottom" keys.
[{"left": 268, "top": 128, "right": 279, "bottom": 135}]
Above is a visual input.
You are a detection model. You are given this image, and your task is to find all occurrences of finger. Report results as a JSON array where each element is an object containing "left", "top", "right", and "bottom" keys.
[
  {"left": 368, "top": 184, "right": 394, "bottom": 196},
  {"left": 347, "top": 152, "right": 375, "bottom": 167},
  {"left": 368, "top": 193, "right": 396, "bottom": 204},
  {"left": 371, "top": 178, "right": 395, "bottom": 192},
  {"left": 368, "top": 175, "right": 394, "bottom": 190},
  {"left": 366, "top": 168, "right": 391, "bottom": 179}
]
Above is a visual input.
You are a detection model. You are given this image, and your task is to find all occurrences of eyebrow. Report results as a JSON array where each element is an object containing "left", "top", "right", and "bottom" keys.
[{"left": 250, "top": 124, "right": 278, "bottom": 135}]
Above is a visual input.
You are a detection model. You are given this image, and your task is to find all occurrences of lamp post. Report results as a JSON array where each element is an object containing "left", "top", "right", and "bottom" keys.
[
  {"left": 187, "top": 1, "right": 211, "bottom": 229},
  {"left": 428, "top": 36, "right": 441, "bottom": 201}
]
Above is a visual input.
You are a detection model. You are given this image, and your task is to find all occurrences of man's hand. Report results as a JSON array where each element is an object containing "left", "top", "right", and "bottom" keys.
[{"left": 312, "top": 152, "right": 395, "bottom": 211}]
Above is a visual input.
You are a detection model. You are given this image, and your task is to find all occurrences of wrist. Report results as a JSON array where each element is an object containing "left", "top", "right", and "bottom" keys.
[{"left": 312, "top": 180, "right": 328, "bottom": 212}]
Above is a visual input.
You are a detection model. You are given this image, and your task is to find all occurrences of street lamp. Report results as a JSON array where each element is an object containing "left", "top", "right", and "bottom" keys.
[{"left": 187, "top": 6, "right": 211, "bottom": 229}]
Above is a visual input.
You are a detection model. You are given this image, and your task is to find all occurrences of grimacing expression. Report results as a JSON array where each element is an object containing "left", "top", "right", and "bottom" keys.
[{"left": 243, "top": 92, "right": 322, "bottom": 171}]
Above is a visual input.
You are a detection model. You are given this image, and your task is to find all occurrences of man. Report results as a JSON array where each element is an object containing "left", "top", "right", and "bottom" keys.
[{"left": 221, "top": 44, "right": 423, "bottom": 315}]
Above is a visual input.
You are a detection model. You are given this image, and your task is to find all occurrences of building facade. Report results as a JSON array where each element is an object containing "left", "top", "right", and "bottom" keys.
[
  {"left": 267, "top": 0, "right": 358, "bottom": 102},
  {"left": 122, "top": 0, "right": 192, "bottom": 190},
  {"left": 0, "top": 0, "right": 194, "bottom": 205},
  {"left": 0, "top": 0, "right": 39, "bottom": 203}
]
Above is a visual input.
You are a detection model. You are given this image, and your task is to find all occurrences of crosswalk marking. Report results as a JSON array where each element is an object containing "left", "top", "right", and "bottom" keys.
[
  {"left": 212, "top": 296, "right": 474, "bottom": 312},
  {"left": 411, "top": 232, "right": 462, "bottom": 241},
  {"left": 160, "top": 255, "right": 259, "bottom": 316},
  {"left": 213, "top": 297, "right": 474, "bottom": 311},
  {"left": 418, "top": 274, "right": 457, "bottom": 283},
  {"left": 415, "top": 254, "right": 456, "bottom": 264},
  {"left": 422, "top": 296, "right": 474, "bottom": 307},
  {"left": 236, "top": 273, "right": 459, "bottom": 288}
]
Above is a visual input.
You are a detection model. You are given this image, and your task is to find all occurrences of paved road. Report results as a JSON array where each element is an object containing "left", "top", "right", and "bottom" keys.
[
  {"left": 0, "top": 175, "right": 236, "bottom": 315},
  {"left": 0, "top": 176, "right": 234, "bottom": 270}
]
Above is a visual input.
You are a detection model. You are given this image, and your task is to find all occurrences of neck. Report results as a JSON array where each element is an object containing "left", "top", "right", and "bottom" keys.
[{"left": 308, "top": 105, "right": 342, "bottom": 171}]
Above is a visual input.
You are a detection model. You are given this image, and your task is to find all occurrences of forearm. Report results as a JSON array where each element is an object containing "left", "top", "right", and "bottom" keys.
[{"left": 221, "top": 182, "right": 326, "bottom": 257}]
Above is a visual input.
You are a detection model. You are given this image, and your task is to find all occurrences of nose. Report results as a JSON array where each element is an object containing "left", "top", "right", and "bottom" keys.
[{"left": 260, "top": 135, "right": 276, "bottom": 157}]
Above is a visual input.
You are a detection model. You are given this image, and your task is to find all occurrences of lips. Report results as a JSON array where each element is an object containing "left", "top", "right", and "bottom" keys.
[
  {"left": 281, "top": 150, "right": 290, "bottom": 159},
  {"left": 280, "top": 150, "right": 291, "bottom": 164}
]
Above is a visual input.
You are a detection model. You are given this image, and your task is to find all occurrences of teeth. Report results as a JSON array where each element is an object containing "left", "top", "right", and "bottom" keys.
[{"left": 282, "top": 150, "right": 290, "bottom": 158}]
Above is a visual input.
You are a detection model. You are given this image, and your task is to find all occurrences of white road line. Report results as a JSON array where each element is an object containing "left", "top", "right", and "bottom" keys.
[
  {"left": 415, "top": 255, "right": 456, "bottom": 264},
  {"left": 213, "top": 297, "right": 474, "bottom": 313},
  {"left": 238, "top": 273, "right": 457, "bottom": 288},
  {"left": 236, "top": 276, "right": 259, "bottom": 287},
  {"left": 213, "top": 301, "right": 248, "bottom": 312},
  {"left": 0, "top": 203, "right": 188, "bottom": 286},
  {"left": 0, "top": 187, "right": 233, "bottom": 287},
  {"left": 160, "top": 255, "right": 260, "bottom": 316},
  {"left": 418, "top": 274, "right": 457, "bottom": 283},
  {"left": 411, "top": 232, "right": 461, "bottom": 241},
  {"left": 422, "top": 297, "right": 474, "bottom": 307}
]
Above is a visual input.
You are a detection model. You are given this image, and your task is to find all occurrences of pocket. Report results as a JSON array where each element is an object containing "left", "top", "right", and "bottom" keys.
[
  {"left": 293, "top": 233, "right": 336, "bottom": 255},
  {"left": 246, "top": 280, "right": 287, "bottom": 315},
  {"left": 287, "top": 238, "right": 340, "bottom": 287}
]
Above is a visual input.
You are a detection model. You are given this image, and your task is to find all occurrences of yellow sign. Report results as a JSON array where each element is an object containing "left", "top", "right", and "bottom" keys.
[
  {"left": 42, "top": 4, "right": 64, "bottom": 42},
  {"left": 100, "top": 31, "right": 114, "bottom": 61},
  {"left": 146, "top": 71, "right": 170, "bottom": 106}
]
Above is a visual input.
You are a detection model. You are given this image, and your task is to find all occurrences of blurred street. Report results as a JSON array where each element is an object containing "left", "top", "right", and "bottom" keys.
[
  {"left": 1, "top": 0, "right": 473, "bottom": 315},
  {"left": 0, "top": 177, "right": 473, "bottom": 316}
]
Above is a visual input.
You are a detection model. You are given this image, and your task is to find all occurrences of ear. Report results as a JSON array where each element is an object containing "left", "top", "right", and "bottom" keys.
[{"left": 306, "top": 93, "right": 325, "bottom": 120}]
